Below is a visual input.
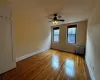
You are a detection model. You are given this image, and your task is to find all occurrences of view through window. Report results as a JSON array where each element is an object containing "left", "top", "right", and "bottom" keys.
[
  {"left": 53, "top": 27, "right": 60, "bottom": 42},
  {"left": 67, "top": 25, "right": 77, "bottom": 44}
]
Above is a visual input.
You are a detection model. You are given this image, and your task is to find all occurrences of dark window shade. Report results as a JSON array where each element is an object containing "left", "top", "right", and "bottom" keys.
[
  {"left": 53, "top": 27, "right": 59, "bottom": 30},
  {"left": 67, "top": 25, "right": 77, "bottom": 28}
]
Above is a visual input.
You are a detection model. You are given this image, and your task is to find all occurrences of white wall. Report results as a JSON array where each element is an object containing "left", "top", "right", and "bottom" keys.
[
  {"left": 12, "top": 0, "right": 51, "bottom": 58},
  {"left": 86, "top": 1, "right": 100, "bottom": 80},
  {"left": 51, "top": 20, "right": 87, "bottom": 53}
]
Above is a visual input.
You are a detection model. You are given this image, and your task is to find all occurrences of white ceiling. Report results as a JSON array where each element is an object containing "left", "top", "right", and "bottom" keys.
[{"left": 7, "top": 0, "right": 98, "bottom": 25}]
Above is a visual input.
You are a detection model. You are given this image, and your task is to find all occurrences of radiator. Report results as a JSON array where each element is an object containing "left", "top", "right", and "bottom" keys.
[{"left": 76, "top": 46, "right": 85, "bottom": 54}]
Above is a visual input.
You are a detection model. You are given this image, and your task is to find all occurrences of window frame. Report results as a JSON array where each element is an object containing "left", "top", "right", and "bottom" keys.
[
  {"left": 67, "top": 25, "right": 77, "bottom": 44},
  {"left": 53, "top": 27, "right": 60, "bottom": 43}
]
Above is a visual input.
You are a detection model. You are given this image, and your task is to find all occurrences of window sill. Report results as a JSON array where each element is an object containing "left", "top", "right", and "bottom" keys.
[
  {"left": 66, "top": 43, "right": 77, "bottom": 46},
  {"left": 53, "top": 41, "right": 59, "bottom": 43}
]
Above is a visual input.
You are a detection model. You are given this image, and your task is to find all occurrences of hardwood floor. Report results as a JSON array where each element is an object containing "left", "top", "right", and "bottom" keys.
[{"left": 2, "top": 49, "right": 90, "bottom": 80}]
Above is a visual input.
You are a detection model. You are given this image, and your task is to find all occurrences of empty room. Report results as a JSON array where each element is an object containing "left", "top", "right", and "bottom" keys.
[{"left": 0, "top": 0, "right": 100, "bottom": 80}]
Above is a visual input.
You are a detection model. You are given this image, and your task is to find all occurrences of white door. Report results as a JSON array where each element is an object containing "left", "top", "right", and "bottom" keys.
[{"left": 0, "top": 6, "right": 16, "bottom": 74}]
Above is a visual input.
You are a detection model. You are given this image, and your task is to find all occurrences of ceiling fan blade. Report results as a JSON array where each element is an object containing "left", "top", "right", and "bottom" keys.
[
  {"left": 48, "top": 17, "right": 53, "bottom": 19},
  {"left": 57, "top": 19, "right": 65, "bottom": 22},
  {"left": 58, "top": 15, "right": 62, "bottom": 18},
  {"left": 49, "top": 21, "right": 53, "bottom": 22}
]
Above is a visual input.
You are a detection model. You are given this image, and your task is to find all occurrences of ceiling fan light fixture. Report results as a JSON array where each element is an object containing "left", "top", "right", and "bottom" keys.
[{"left": 53, "top": 21, "right": 58, "bottom": 24}]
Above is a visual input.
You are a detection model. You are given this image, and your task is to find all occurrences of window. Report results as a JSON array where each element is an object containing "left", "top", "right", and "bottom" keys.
[
  {"left": 67, "top": 25, "right": 77, "bottom": 44},
  {"left": 53, "top": 27, "right": 60, "bottom": 42}
]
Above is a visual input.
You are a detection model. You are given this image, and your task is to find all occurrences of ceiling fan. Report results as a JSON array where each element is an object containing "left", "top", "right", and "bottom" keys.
[{"left": 48, "top": 13, "right": 65, "bottom": 24}]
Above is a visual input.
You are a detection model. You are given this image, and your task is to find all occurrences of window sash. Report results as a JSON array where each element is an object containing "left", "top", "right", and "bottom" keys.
[
  {"left": 67, "top": 25, "right": 77, "bottom": 44},
  {"left": 53, "top": 27, "right": 59, "bottom": 42},
  {"left": 54, "top": 34, "right": 59, "bottom": 42},
  {"left": 68, "top": 34, "right": 76, "bottom": 44}
]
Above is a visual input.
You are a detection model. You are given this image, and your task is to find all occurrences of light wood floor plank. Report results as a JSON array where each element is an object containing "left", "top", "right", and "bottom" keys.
[{"left": 2, "top": 49, "right": 90, "bottom": 80}]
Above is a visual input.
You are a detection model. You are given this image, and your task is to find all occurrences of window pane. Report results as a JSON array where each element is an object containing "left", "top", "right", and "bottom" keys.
[
  {"left": 54, "top": 29, "right": 59, "bottom": 42},
  {"left": 68, "top": 28, "right": 76, "bottom": 34},
  {"left": 68, "top": 34, "right": 76, "bottom": 44},
  {"left": 67, "top": 27, "right": 76, "bottom": 44}
]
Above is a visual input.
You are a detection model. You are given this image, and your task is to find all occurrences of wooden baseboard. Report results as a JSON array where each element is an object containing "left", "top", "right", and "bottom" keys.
[
  {"left": 51, "top": 48, "right": 74, "bottom": 53},
  {"left": 51, "top": 48, "right": 85, "bottom": 58}
]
